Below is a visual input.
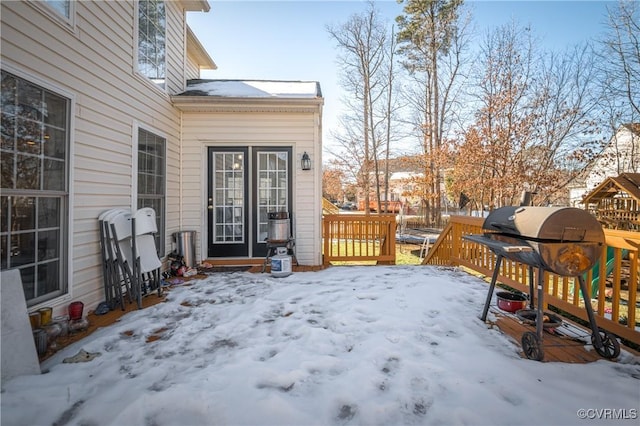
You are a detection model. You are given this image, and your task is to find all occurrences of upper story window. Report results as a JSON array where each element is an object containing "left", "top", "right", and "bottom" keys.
[
  {"left": 44, "top": 0, "right": 70, "bottom": 18},
  {"left": 138, "top": 0, "right": 166, "bottom": 89}
]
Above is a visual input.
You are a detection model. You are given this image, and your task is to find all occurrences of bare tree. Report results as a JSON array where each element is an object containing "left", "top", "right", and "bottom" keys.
[
  {"left": 327, "top": 2, "right": 397, "bottom": 214},
  {"left": 598, "top": 0, "right": 640, "bottom": 119},
  {"left": 591, "top": 0, "right": 640, "bottom": 177},
  {"left": 395, "top": 0, "right": 468, "bottom": 226},
  {"left": 526, "top": 45, "right": 602, "bottom": 204},
  {"left": 452, "top": 21, "right": 602, "bottom": 209}
]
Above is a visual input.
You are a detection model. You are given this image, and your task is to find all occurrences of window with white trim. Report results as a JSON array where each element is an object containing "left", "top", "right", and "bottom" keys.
[
  {"left": 1, "top": 71, "right": 69, "bottom": 305},
  {"left": 137, "top": 129, "right": 165, "bottom": 255},
  {"left": 138, "top": 0, "right": 166, "bottom": 89},
  {"left": 44, "top": 0, "right": 70, "bottom": 19}
]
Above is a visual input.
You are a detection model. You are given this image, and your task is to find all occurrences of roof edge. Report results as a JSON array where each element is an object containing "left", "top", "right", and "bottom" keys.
[
  {"left": 179, "top": 0, "right": 210, "bottom": 12},
  {"left": 171, "top": 95, "right": 324, "bottom": 113},
  {"left": 187, "top": 26, "right": 217, "bottom": 70}
]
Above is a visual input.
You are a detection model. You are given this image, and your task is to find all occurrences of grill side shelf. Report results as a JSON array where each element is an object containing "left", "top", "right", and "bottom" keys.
[{"left": 463, "top": 234, "right": 533, "bottom": 253}]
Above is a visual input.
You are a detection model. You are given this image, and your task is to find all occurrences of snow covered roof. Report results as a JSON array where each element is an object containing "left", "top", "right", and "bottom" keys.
[
  {"left": 177, "top": 79, "right": 322, "bottom": 99},
  {"left": 389, "top": 172, "right": 422, "bottom": 181}
]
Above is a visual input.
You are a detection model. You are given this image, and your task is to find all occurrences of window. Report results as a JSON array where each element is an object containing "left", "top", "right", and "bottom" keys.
[
  {"left": 44, "top": 0, "right": 70, "bottom": 19},
  {"left": 137, "top": 129, "right": 165, "bottom": 255},
  {"left": 138, "top": 0, "right": 166, "bottom": 89},
  {"left": 1, "top": 71, "right": 69, "bottom": 305},
  {"left": 257, "top": 151, "right": 289, "bottom": 242},
  {"left": 213, "top": 152, "right": 245, "bottom": 243}
]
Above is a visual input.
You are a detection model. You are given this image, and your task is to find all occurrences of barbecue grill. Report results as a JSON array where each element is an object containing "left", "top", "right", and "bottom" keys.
[{"left": 464, "top": 206, "right": 620, "bottom": 361}]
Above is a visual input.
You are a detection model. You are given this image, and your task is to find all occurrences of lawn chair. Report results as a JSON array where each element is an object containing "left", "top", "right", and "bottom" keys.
[
  {"left": 131, "top": 207, "right": 163, "bottom": 306},
  {"left": 98, "top": 208, "right": 130, "bottom": 310},
  {"left": 103, "top": 207, "right": 163, "bottom": 309},
  {"left": 106, "top": 209, "right": 138, "bottom": 306}
]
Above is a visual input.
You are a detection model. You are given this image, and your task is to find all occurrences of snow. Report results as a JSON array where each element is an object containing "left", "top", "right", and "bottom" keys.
[
  {"left": 182, "top": 80, "right": 320, "bottom": 98},
  {"left": 2, "top": 265, "right": 639, "bottom": 426}
]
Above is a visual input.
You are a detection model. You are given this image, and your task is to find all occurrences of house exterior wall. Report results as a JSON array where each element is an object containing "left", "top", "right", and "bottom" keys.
[
  {"left": 179, "top": 110, "right": 323, "bottom": 266},
  {"left": 0, "top": 0, "right": 195, "bottom": 314},
  {"left": 185, "top": 54, "right": 202, "bottom": 80},
  {"left": 585, "top": 125, "right": 640, "bottom": 191}
]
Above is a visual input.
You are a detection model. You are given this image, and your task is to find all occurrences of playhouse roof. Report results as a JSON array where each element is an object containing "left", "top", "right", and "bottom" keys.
[{"left": 582, "top": 173, "right": 640, "bottom": 204}]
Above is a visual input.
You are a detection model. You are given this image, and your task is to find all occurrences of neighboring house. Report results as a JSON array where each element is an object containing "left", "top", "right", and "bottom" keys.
[
  {"left": 571, "top": 123, "right": 640, "bottom": 207},
  {"left": 0, "top": 0, "right": 323, "bottom": 320}
]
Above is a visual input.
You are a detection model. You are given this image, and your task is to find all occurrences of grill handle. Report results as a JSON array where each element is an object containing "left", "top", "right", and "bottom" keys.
[
  {"left": 561, "top": 227, "right": 586, "bottom": 242},
  {"left": 504, "top": 246, "right": 533, "bottom": 253},
  {"left": 488, "top": 222, "right": 518, "bottom": 233}
]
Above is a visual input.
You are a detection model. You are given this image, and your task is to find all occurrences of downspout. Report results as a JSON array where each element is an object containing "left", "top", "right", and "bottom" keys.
[
  {"left": 315, "top": 103, "right": 323, "bottom": 266},
  {"left": 180, "top": 21, "right": 186, "bottom": 231},
  {"left": 179, "top": 110, "right": 184, "bottom": 230}
]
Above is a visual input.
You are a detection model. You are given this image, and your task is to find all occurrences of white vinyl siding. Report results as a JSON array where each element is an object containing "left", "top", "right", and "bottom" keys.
[
  {"left": 185, "top": 54, "right": 201, "bottom": 80},
  {"left": 165, "top": 1, "right": 185, "bottom": 94},
  {"left": 1, "top": 0, "right": 190, "bottom": 313},
  {"left": 179, "top": 112, "right": 322, "bottom": 265}
]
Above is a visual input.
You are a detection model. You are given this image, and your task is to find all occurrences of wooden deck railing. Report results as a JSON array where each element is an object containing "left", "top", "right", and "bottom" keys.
[
  {"left": 423, "top": 215, "right": 640, "bottom": 345},
  {"left": 322, "top": 214, "right": 396, "bottom": 266},
  {"left": 322, "top": 197, "right": 339, "bottom": 215}
]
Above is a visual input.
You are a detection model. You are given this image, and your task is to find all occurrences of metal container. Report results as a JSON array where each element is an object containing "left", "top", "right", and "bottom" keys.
[
  {"left": 476, "top": 206, "right": 605, "bottom": 277},
  {"left": 496, "top": 291, "right": 527, "bottom": 313},
  {"left": 33, "top": 329, "right": 47, "bottom": 357},
  {"left": 267, "top": 212, "right": 290, "bottom": 242},
  {"left": 271, "top": 247, "right": 292, "bottom": 278},
  {"left": 173, "top": 230, "right": 197, "bottom": 267}
]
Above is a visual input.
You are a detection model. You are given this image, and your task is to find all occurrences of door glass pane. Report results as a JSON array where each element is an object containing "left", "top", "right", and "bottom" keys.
[
  {"left": 213, "top": 152, "right": 244, "bottom": 243},
  {"left": 257, "top": 151, "right": 288, "bottom": 242}
]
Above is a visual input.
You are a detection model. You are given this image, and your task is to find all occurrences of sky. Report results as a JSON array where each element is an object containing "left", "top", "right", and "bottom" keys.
[
  {"left": 186, "top": 1, "right": 617, "bottom": 160},
  {"left": 2, "top": 265, "right": 639, "bottom": 425}
]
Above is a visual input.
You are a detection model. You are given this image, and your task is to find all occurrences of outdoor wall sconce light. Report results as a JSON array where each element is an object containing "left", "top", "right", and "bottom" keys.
[{"left": 301, "top": 151, "right": 311, "bottom": 170}]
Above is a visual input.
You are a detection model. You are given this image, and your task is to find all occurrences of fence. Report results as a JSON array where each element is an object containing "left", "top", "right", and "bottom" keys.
[
  {"left": 322, "top": 214, "right": 396, "bottom": 266},
  {"left": 423, "top": 215, "right": 640, "bottom": 345}
]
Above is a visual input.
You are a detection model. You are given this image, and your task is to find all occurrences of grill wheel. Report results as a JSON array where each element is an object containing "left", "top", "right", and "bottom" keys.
[
  {"left": 521, "top": 331, "right": 544, "bottom": 361},
  {"left": 592, "top": 330, "right": 621, "bottom": 359}
]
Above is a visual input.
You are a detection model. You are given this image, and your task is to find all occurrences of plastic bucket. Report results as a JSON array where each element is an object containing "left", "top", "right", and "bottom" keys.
[
  {"left": 68, "top": 301, "right": 84, "bottom": 320},
  {"left": 38, "top": 307, "right": 53, "bottom": 326}
]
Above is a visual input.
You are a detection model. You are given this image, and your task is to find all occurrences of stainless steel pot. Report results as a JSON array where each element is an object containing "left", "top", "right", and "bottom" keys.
[{"left": 267, "top": 211, "right": 290, "bottom": 242}]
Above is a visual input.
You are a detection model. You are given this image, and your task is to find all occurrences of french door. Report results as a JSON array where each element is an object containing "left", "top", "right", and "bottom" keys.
[{"left": 207, "top": 147, "right": 292, "bottom": 258}]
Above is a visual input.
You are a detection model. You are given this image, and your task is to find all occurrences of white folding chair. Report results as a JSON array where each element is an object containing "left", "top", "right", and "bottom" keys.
[
  {"left": 131, "top": 207, "right": 162, "bottom": 306},
  {"left": 108, "top": 210, "right": 139, "bottom": 306},
  {"left": 98, "top": 208, "right": 130, "bottom": 310}
]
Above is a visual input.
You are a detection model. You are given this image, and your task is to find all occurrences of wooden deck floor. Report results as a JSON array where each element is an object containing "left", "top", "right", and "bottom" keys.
[
  {"left": 488, "top": 307, "right": 639, "bottom": 363},
  {"left": 41, "top": 273, "right": 637, "bottom": 364}
]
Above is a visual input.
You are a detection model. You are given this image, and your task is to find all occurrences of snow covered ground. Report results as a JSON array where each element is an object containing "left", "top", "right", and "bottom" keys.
[{"left": 2, "top": 265, "right": 639, "bottom": 426}]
